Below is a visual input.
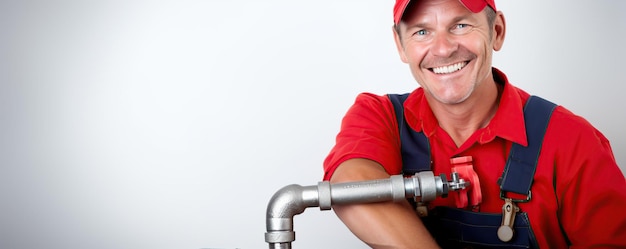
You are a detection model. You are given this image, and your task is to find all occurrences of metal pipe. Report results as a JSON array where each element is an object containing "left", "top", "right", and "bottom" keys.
[{"left": 265, "top": 171, "right": 468, "bottom": 248}]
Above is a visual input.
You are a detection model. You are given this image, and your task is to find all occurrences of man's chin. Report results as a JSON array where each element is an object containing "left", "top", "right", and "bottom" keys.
[{"left": 429, "top": 91, "right": 472, "bottom": 105}]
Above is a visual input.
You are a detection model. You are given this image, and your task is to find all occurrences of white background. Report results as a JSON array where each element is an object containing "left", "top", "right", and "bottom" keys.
[{"left": 1, "top": 1, "right": 625, "bottom": 248}]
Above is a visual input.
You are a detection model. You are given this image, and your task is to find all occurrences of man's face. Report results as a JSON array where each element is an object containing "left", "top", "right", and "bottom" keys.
[{"left": 394, "top": 0, "right": 504, "bottom": 105}]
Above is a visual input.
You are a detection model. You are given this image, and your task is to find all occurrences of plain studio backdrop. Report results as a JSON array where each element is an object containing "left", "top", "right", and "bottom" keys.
[{"left": 1, "top": 0, "right": 624, "bottom": 248}]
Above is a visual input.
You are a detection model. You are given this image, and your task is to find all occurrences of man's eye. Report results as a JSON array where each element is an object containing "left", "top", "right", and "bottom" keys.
[
  {"left": 415, "top": 30, "right": 427, "bottom": 36},
  {"left": 452, "top": 24, "right": 472, "bottom": 34}
]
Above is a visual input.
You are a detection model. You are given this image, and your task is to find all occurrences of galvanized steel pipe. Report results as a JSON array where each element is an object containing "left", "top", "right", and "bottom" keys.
[{"left": 265, "top": 171, "right": 466, "bottom": 248}]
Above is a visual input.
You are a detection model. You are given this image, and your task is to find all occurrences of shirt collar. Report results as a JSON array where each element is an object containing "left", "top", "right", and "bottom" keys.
[{"left": 403, "top": 67, "right": 527, "bottom": 146}]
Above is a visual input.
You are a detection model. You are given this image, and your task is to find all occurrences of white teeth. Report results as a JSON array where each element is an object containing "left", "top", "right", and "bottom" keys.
[{"left": 432, "top": 62, "right": 467, "bottom": 74}]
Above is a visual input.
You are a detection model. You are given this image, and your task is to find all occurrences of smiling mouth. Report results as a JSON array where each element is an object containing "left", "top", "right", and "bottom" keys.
[{"left": 430, "top": 61, "right": 468, "bottom": 74}]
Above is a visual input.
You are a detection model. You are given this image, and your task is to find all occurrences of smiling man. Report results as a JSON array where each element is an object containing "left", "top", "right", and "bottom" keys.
[{"left": 323, "top": 0, "right": 626, "bottom": 248}]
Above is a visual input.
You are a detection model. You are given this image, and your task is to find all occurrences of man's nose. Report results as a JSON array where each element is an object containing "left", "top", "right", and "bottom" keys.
[{"left": 430, "top": 32, "right": 458, "bottom": 57}]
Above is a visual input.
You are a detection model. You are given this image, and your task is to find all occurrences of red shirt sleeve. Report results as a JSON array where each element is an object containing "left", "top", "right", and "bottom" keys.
[
  {"left": 547, "top": 107, "right": 626, "bottom": 247},
  {"left": 322, "top": 93, "right": 403, "bottom": 181}
]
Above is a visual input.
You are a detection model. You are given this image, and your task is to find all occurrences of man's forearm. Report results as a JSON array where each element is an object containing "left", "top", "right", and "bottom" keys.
[{"left": 330, "top": 158, "right": 440, "bottom": 249}]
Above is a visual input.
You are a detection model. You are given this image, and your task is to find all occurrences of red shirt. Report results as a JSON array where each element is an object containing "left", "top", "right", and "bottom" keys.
[{"left": 323, "top": 68, "right": 626, "bottom": 248}]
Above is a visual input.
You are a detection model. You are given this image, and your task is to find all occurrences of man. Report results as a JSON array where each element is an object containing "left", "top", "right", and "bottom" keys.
[{"left": 323, "top": 0, "right": 626, "bottom": 248}]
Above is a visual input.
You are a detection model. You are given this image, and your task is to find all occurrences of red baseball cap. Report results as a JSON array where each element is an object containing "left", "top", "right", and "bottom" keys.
[{"left": 393, "top": 0, "right": 497, "bottom": 25}]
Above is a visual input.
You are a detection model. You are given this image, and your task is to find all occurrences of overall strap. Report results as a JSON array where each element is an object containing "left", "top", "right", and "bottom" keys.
[
  {"left": 388, "top": 93, "right": 431, "bottom": 174},
  {"left": 499, "top": 95, "right": 557, "bottom": 197}
]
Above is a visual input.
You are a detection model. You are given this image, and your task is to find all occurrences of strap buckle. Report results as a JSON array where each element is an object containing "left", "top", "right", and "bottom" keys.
[{"left": 499, "top": 190, "right": 531, "bottom": 203}]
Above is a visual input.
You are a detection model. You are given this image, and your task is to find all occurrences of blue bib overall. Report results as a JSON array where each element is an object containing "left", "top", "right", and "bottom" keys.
[{"left": 388, "top": 94, "right": 556, "bottom": 249}]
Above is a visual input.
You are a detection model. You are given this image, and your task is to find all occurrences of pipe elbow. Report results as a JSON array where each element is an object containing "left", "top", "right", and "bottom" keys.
[
  {"left": 266, "top": 184, "right": 319, "bottom": 231},
  {"left": 265, "top": 184, "right": 319, "bottom": 246},
  {"left": 266, "top": 184, "right": 309, "bottom": 220}
]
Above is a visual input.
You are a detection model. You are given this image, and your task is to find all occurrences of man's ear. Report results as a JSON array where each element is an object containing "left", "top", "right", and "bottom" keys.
[
  {"left": 393, "top": 26, "right": 409, "bottom": 63},
  {"left": 492, "top": 11, "right": 506, "bottom": 51}
]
